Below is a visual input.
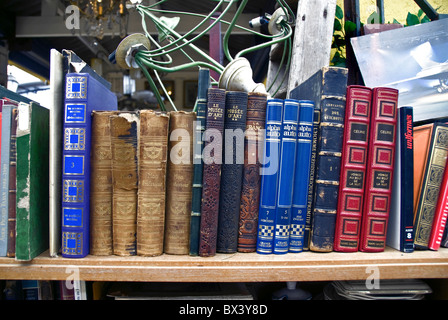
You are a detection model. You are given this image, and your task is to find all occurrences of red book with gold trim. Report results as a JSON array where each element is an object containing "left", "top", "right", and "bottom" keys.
[
  {"left": 359, "top": 87, "right": 398, "bottom": 252},
  {"left": 334, "top": 85, "right": 372, "bottom": 252},
  {"left": 428, "top": 158, "right": 448, "bottom": 251}
]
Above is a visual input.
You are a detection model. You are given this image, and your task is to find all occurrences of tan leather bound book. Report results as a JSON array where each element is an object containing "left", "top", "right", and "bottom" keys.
[
  {"left": 90, "top": 111, "right": 117, "bottom": 255},
  {"left": 137, "top": 110, "right": 170, "bottom": 256},
  {"left": 164, "top": 111, "right": 196, "bottom": 255},
  {"left": 110, "top": 112, "right": 139, "bottom": 256}
]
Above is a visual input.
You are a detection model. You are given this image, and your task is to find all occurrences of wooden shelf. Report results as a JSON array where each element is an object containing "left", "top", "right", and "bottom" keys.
[{"left": 1, "top": 247, "right": 448, "bottom": 282}]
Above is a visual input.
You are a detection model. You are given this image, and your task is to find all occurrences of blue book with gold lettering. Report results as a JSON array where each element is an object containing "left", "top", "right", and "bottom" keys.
[
  {"left": 289, "top": 100, "right": 315, "bottom": 253},
  {"left": 61, "top": 73, "right": 117, "bottom": 258},
  {"left": 256, "top": 99, "right": 283, "bottom": 254},
  {"left": 273, "top": 99, "right": 299, "bottom": 254}
]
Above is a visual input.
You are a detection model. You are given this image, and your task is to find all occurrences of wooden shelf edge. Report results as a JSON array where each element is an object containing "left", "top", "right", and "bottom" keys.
[{"left": 1, "top": 248, "right": 448, "bottom": 282}]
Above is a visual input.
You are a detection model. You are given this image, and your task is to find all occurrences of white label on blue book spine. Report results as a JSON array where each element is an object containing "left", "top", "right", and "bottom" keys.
[
  {"left": 66, "top": 76, "right": 87, "bottom": 99},
  {"left": 63, "top": 155, "right": 84, "bottom": 175},
  {"left": 65, "top": 103, "right": 86, "bottom": 123},
  {"left": 62, "top": 207, "right": 83, "bottom": 227}
]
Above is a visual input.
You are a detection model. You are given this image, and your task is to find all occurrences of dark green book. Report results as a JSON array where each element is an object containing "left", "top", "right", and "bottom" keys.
[
  {"left": 16, "top": 101, "right": 50, "bottom": 261},
  {"left": 189, "top": 68, "right": 210, "bottom": 256}
]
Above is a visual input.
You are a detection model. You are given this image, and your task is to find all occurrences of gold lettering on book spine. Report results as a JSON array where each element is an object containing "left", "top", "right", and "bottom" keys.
[
  {"left": 90, "top": 111, "right": 118, "bottom": 255},
  {"left": 137, "top": 110, "right": 170, "bottom": 256},
  {"left": 164, "top": 111, "right": 196, "bottom": 254},
  {"left": 110, "top": 113, "right": 139, "bottom": 256}
]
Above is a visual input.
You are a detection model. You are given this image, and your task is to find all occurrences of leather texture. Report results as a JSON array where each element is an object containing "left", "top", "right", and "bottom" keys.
[
  {"left": 237, "top": 92, "right": 267, "bottom": 252},
  {"left": 110, "top": 112, "right": 139, "bottom": 256},
  {"left": 360, "top": 87, "right": 398, "bottom": 252},
  {"left": 164, "top": 111, "right": 196, "bottom": 255},
  {"left": 199, "top": 88, "right": 226, "bottom": 257},
  {"left": 216, "top": 91, "right": 248, "bottom": 253},
  {"left": 334, "top": 86, "right": 372, "bottom": 252}
]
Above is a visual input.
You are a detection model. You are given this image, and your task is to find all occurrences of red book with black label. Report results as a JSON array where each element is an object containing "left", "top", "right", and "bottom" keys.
[
  {"left": 334, "top": 85, "right": 372, "bottom": 252},
  {"left": 359, "top": 87, "right": 398, "bottom": 252}
]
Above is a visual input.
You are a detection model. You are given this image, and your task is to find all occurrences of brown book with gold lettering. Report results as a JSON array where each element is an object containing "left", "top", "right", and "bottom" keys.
[
  {"left": 237, "top": 92, "right": 267, "bottom": 252},
  {"left": 90, "top": 111, "right": 117, "bottom": 255},
  {"left": 110, "top": 112, "right": 139, "bottom": 256},
  {"left": 137, "top": 110, "right": 170, "bottom": 256},
  {"left": 164, "top": 111, "right": 196, "bottom": 255},
  {"left": 199, "top": 87, "right": 226, "bottom": 257}
]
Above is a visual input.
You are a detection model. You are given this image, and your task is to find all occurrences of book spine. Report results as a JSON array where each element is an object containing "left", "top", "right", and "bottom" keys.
[
  {"left": 256, "top": 99, "right": 284, "bottom": 254},
  {"left": 16, "top": 102, "right": 49, "bottom": 261},
  {"left": 90, "top": 111, "right": 117, "bottom": 255},
  {"left": 7, "top": 108, "right": 18, "bottom": 257},
  {"left": 61, "top": 75, "right": 92, "bottom": 258},
  {"left": 303, "top": 104, "right": 321, "bottom": 250},
  {"left": 189, "top": 68, "right": 210, "bottom": 256},
  {"left": 110, "top": 112, "right": 139, "bottom": 256},
  {"left": 217, "top": 91, "right": 248, "bottom": 253},
  {"left": 334, "top": 85, "right": 372, "bottom": 252},
  {"left": 414, "top": 123, "right": 448, "bottom": 250},
  {"left": 237, "top": 92, "right": 267, "bottom": 252},
  {"left": 273, "top": 99, "right": 299, "bottom": 254},
  {"left": 360, "top": 87, "right": 398, "bottom": 252},
  {"left": 387, "top": 106, "right": 414, "bottom": 252},
  {"left": 164, "top": 111, "right": 196, "bottom": 255},
  {"left": 0, "top": 105, "right": 13, "bottom": 256},
  {"left": 310, "top": 96, "right": 347, "bottom": 252},
  {"left": 137, "top": 110, "right": 169, "bottom": 256},
  {"left": 289, "top": 100, "right": 314, "bottom": 253},
  {"left": 198, "top": 88, "right": 226, "bottom": 257},
  {"left": 429, "top": 148, "right": 448, "bottom": 251}
]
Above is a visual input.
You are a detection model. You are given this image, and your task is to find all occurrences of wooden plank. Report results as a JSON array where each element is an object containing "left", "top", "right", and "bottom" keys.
[
  {"left": 286, "top": 0, "right": 337, "bottom": 95},
  {"left": 1, "top": 248, "right": 447, "bottom": 282}
]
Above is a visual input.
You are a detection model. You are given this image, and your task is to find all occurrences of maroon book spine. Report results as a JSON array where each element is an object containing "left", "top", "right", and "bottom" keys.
[
  {"left": 359, "top": 87, "right": 398, "bottom": 252},
  {"left": 198, "top": 88, "right": 226, "bottom": 257},
  {"left": 334, "top": 86, "right": 372, "bottom": 252}
]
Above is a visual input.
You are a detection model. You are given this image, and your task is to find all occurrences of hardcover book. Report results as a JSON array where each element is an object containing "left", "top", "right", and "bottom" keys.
[
  {"left": 291, "top": 66, "right": 349, "bottom": 252},
  {"left": 334, "top": 85, "right": 372, "bottom": 252},
  {"left": 137, "top": 110, "right": 170, "bottom": 256},
  {"left": 386, "top": 106, "right": 414, "bottom": 253},
  {"left": 273, "top": 99, "right": 299, "bottom": 254},
  {"left": 217, "top": 91, "right": 248, "bottom": 253},
  {"left": 360, "top": 87, "right": 399, "bottom": 252},
  {"left": 7, "top": 107, "right": 18, "bottom": 257},
  {"left": 289, "top": 100, "right": 315, "bottom": 253},
  {"left": 256, "top": 98, "right": 284, "bottom": 254},
  {"left": 164, "top": 111, "right": 196, "bottom": 255},
  {"left": 413, "top": 122, "right": 448, "bottom": 250},
  {"left": 428, "top": 150, "right": 448, "bottom": 251},
  {"left": 111, "top": 112, "right": 139, "bottom": 256},
  {"left": 189, "top": 68, "right": 210, "bottom": 256},
  {"left": 15, "top": 102, "right": 49, "bottom": 261},
  {"left": 199, "top": 88, "right": 226, "bottom": 257},
  {"left": 237, "top": 92, "right": 267, "bottom": 252},
  {"left": 0, "top": 100, "right": 17, "bottom": 256},
  {"left": 413, "top": 123, "right": 434, "bottom": 213},
  {"left": 90, "top": 111, "right": 117, "bottom": 255},
  {"left": 61, "top": 72, "right": 117, "bottom": 258}
]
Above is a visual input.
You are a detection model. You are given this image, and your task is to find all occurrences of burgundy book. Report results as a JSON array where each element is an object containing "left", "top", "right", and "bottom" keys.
[
  {"left": 334, "top": 85, "right": 372, "bottom": 252},
  {"left": 198, "top": 88, "right": 226, "bottom": 257},
  {"left": 359, "top": 87, "right": 398, "bottom": 252}
]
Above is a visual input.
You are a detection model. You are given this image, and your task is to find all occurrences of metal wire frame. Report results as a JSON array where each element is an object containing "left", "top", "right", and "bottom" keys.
[{"left": 128, "top": 0, "right": 295, "bottom": 111}]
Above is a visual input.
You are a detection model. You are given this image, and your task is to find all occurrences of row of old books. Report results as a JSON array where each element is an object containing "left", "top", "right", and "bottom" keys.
[
  {"left": 0, "top": 88, "right": 50, "bottom": 261},
  {"left": 280, "top": 66, "right": 448, "bottom": 254}
]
